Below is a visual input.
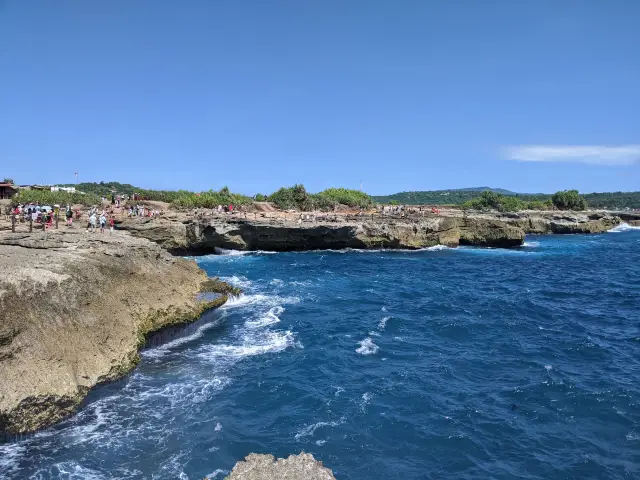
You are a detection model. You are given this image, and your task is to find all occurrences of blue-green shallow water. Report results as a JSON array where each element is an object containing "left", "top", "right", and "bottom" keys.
[{"left": 2, "top": 228, "right": 639, "bottom": 479}]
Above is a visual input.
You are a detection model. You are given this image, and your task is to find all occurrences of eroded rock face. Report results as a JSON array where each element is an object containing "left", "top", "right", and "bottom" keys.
[
  {"left": 0, "top": 231, "right": 224, "bottom": 435},
  {"left": 488, "top": 211, "right": 621, "bottom": 234},
  {"left": 119, "top": 214, "right": 525, "bottom": 253},
  {"left": 224, "top": 453, "right": 336, "bottom": 480}
]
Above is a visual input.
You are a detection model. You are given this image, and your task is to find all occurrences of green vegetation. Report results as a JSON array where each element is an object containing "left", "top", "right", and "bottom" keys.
[
  {"left": 582, "top": 192, "right": 640, "bottom": 209},
  {"left": 254, "top": 193, "right": 267, "bottom": 201},
  {"left": 461, "top": 190, "right": 588, "bottom": 212},
  {"left": 372, "top": 188, "right": 525, "bottom": 205},
  {"left": 11, "top": 189, "right": 101, "bottom": 207},
  {"left": 59, "top": 181, "right": 187, "bottom": 202},
  {"left": 461, "top": 191, "right": 552, "bottom": 212},
  {"left": 2, "top": 178, "right": 14, "bottom": 184},
  {"left": 268, "top": 185, "right": 373, "bottom": 211},
  {"left": 551, "top": 190, "right": 587, "bottom": 210},
  {"left": 375, "top": 187, "right": 640, "bottom": 210},
  {"left": 170, "top": 187, "right": 252, "bottom": 209}
]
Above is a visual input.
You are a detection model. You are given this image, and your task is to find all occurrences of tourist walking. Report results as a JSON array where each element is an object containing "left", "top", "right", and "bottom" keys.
[{"left": 99, "top": 213, "right": 107, "bottom": 233}]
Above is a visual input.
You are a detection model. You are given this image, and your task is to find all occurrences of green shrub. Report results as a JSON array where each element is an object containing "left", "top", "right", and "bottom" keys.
[
  {"left": 551, "top": 190, "right": 587, "bottom": 210},
  {"left": 268, "top": 185, "right": 372, "bottom": 211},
  {"left": 315, "top": 188, "right": 373, "bottom": 209},
  {"left": 170, "top": 188, "right": 252, "bottom": 209}
]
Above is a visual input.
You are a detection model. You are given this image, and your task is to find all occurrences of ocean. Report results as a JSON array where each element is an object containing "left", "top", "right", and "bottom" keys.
[{"left": 2, "top": 226, "right": 639, "bottom": 479}]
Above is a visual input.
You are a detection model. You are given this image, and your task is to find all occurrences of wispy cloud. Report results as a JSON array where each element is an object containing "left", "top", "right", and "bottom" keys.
[{"left": 502, "top": 145, "right": 640, "bottom": 166}]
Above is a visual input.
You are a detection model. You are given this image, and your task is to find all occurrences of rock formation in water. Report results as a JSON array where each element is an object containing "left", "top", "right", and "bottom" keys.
[
  {"left": 118, "top": 214, "right": 526, "bottom": 254},
  {"left": 0, "top": 231, "right": 230, "bottom": 435},
  {"left": 223, "top": 453, "right": 336, "bottom": 480}
]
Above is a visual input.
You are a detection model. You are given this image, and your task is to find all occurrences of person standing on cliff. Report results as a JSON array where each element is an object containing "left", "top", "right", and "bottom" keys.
[
  {"left": 88, "top": 212, "right": 97, "bottom": 233},
  {"left": 99, "top": 213, "right": 107, "bottom": 233}
]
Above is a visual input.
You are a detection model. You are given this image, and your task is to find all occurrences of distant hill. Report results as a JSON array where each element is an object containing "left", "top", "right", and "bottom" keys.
[
  {"left": 373, "top": 188, "right": 640, "bottom": 209},
  {"left": 372, "top": 188, "right": 538, "bottom": 205}
]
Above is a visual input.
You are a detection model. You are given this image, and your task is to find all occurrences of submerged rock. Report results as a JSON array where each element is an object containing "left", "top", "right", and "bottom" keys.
[
  {"left": 223, "top": 453, "right": 336, "bottom": 480},
  {"left": 0, "top": 230, "right": 229, "bottom": 435}
]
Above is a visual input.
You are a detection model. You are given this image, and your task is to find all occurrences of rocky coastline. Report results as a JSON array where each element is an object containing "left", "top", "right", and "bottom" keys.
[
  {"left": 0, "top": 208, "right": 627, "bottom": 478},
  {"left": 0, "top": 230, "right": 234, "bottom": 436},
  {"left": 115, "top": 209, "right": 624, "bottom": 254}
]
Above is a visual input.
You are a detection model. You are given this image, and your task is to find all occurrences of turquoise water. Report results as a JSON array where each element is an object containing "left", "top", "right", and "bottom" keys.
[{"left": 2, "top": 227, "right": 639, "bottom": 479}]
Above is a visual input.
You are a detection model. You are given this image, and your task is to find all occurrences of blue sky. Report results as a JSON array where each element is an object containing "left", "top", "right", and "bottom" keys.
[{"left": 1, "top": 1, "right": 638, "bottom": 195}]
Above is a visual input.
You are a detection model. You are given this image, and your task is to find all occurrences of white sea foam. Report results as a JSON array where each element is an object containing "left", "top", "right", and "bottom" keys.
[
  {"left": 381, "top": 306, "right": 387, "bottom": 312},
  {"left": 214, "top": 422, "right": 223, "bottom": 432},
  {"left": 206, "top": 469, "right": 229, "bottom": 478},
  {"left": 626, "top": 432, "right": 639, "bottom": 441},
  {"left": 33, "top": 461, "right": 110, "bottom": 480},
  {"left": 608, "top": 222, "right": 640, "bottom": 233},
  {"left": 221, "top": 275, "right": 253, "bottom": 289},
  {"left": 0, "top": 444, "right": 26, "bottom": 478},
  {"left": 545, "top": 365, "right": 553, "bottom": 371},
  {"left": 222, "top": 293, "right": 300, "bottom": 309},
  {"left": 356, "top": 337, "right": 379, "bottom": 355},
  {"left": 198, "top": 330, "right": 297, "bottom": 362},
  {"left": 522, "top": 241, "right": 540, "bottom": 247},
  {"left": 420, "top": 244, "right": 451, "bottom": 251},
  {"left": 214, "top": 247, "right": 252, "bottom": 256},
  {"left": 360, "top": 392, "right": 373, "bottom": 412},
  {"left": 316, "top": 439, "right": 327, "bottom": 446},
  {"left": 142, "top": 318, "right": 223, "bottom": 359},
  {"left": 295, "top": 417, "right": 346, "bottom": 440},
  {"left": 136, "top": 377, "right": 231, "bottom": 405},
  {"left": 245, "top": 306, "right": 284, "bottom": 328},
  {"left": 378, "top": 316, "right": 391, "bottom": 330},
  {"left": 368, "top": 330, "right": 381, "bottom": 337}
]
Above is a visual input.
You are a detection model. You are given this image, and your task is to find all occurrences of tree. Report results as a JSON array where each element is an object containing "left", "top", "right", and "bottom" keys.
[
  {"left": 2, "top": 178, "right": 14, "bottom": 184},
  {"left": 551, "top": 190, "right": 587, "bottom": 211}
]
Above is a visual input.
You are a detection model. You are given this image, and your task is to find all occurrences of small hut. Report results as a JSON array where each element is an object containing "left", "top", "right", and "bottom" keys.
[{"left": 0, "top": 182, "right": 17, "bottom": 200}]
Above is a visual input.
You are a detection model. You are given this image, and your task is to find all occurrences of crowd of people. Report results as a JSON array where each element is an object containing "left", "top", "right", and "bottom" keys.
[
  {"left": 127, "top": 204, "right": 160, "bottom": 217},
  {"left": 11, "top": 203, "right": 58, "bottom": 230}
]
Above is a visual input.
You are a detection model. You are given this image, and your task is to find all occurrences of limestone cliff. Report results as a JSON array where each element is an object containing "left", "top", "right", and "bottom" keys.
[
  {"left": 0, "top": 231, "right": 228, "bottom": 435},
  {"left": 118, "top": 214, "right": 525, "bottom": 253}
]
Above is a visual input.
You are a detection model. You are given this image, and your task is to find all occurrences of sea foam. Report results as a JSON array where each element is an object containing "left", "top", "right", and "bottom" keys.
[{"left": 356, "top": 337, "right": 379, "bottom": 355}]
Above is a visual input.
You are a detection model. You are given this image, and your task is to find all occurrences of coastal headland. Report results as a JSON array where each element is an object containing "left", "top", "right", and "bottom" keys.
[
  {"left": 0, "top": 205, "right": 626, "bottom": 434},
  {"left": 0, "top": 205, "right": 629, "bottom": 478},
  {"left": 115, "top": 206, "right": 625, "bottom": 254},
  {"left": 0, "top": 230, "right": 235, "bottom": 436}
]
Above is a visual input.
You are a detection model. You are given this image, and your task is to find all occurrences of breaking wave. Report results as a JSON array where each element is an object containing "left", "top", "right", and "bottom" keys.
[{"left": 608, "top": 222, "right": 640, "bottom": 233}]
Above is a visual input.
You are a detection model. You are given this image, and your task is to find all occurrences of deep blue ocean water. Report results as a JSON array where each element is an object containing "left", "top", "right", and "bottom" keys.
[{"left": 2, "top": 226, "right": 640, "bottom": 479}]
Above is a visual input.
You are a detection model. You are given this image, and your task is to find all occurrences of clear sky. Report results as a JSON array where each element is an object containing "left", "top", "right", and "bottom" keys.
[{"left": 1, "top": 1, "right": 638, "bottom": 195}]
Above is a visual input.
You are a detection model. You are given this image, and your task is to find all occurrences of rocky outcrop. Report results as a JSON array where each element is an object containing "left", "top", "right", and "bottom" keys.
[
  {"left": 223, "top": 453, "right": 336, "bottom": 480},
  {"left": 118, "top": 214, "right": 525, "bottom": 253},
  {"left": 475, "top": 211, "right": 622, "bottom": 234},
  {"left": 0, "top": 230, "right": 229, "bottom": 435}
]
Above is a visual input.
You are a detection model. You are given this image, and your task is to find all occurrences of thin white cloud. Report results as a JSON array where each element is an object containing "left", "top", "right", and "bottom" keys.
[{"left": 502, "top": 145, "right": 640, "bottom": 166}]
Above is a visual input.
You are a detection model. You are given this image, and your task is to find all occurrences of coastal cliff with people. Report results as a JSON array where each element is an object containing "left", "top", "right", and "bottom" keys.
[{"left": 0, "top": 182, "right": 637, "bottom": 478}]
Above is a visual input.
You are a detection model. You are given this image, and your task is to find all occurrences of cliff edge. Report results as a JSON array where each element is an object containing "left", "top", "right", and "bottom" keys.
[{"left": 0, "top": 230, "right": 226, "bottom": 435}]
